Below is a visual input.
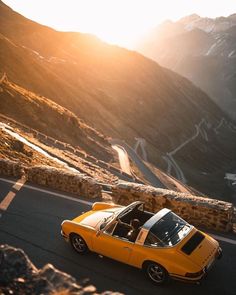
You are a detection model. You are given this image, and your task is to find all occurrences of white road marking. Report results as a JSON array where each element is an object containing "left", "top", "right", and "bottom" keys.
[
  {"left": 0, "top": 178, "right": 236, "bottom": 244},
  {"left": 12, "top": 177, "right": 26, "bottom": 190},
  {"left": 0, "top": 177, "right": 26, "bottom": 211},
  {"left": 0, "top": 177, "right": 93, "bottom": 206},
  {"left": 210, "top": 234, "right": 236, "bottom": 245},
  {"left": 0, "top": 191, "right": 16, "bottom": 211}
]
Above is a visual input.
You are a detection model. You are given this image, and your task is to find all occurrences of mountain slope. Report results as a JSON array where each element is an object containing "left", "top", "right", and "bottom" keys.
[
  {"left": 0, "top": 1, "right": 223, "bottom": 146},
  {"left": 1, "top": 1, "right": 236, "bottom": 200},
  {"left": 0, "top": 77, "right": 113, "bottom": 161},
  {"left": 136, "top": 14, "right": 236, "bottom": 120}
]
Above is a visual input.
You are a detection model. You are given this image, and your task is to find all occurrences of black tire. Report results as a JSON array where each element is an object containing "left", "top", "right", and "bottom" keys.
[
  {"left": 144, "top": 262, "right": 169, "bottom": 285},
  {"left": 70, "top": 233, "right": 88, "bottom": 254}
]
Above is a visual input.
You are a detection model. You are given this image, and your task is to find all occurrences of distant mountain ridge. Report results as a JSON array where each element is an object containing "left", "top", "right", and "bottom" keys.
[
  {"left": 179, "top": 13, "right": 236, "bottom": 32},
  {"left": 1, "top": 0, "right": 236, "bottom": 200},
  {"left": 136, "top": 13, "right": 236, "bottom": 120}
]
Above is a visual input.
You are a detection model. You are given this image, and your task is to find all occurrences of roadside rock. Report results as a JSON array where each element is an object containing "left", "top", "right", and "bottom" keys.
[
  {"left": 11, "top": 139, "right": 25, "bottom": 153},
  {"left": 0, "top": 244, "right": 37, "bottom": 286},
  {"left": 0, "top": 245, "right": 123, "bottom": 295}
]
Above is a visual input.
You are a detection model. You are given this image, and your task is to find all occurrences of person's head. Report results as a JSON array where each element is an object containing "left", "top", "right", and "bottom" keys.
[{"left": 130, "top": 219, "right": 140, "bottom": 229}]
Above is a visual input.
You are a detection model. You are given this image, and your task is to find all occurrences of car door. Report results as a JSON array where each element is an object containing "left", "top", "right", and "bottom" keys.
[{"left": 92, "top": 229, "right": 135, "bottom": 264}]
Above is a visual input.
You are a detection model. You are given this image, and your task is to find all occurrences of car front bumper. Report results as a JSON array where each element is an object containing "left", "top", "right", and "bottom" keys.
[{"left": 61, "top": 230, "right": 69, "bottom": 242}]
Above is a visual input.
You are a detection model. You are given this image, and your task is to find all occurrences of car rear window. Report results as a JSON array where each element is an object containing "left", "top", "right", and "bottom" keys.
[
  {"left": 149, "top": 212, "right": 191, "bottom": 247},
  {"left": 181, "top": 231, "right": 205, "bottom": 255}
]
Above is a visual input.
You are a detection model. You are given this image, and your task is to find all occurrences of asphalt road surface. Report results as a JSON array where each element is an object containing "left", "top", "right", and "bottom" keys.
[
  {"left": 111, "top": 140, "right": 165, "bottom": 188},
  {"left": 112, "top": 145, "right": 132, "bottom": 175},
  {"left": 0, "top": 177, "right": 236, "bottom": 295}
]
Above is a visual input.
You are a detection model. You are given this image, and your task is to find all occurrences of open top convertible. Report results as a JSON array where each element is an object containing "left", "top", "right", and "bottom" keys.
[{"left": 61, "top": 201, "right": 222, "bottom": 284}]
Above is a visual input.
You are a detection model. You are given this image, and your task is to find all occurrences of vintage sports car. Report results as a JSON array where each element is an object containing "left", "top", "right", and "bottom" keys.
[{"left": 61, "top": 201, "right": 222, "bottom": 284}]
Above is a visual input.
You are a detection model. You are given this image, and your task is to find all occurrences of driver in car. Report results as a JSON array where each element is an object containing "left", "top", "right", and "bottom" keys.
[{"left": 118, "top": 218, "right": 141, "bottom": 242}]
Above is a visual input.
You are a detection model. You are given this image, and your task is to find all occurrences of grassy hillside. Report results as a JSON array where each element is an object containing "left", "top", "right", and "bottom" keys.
[{"left": 0, "top": 78, "right": 113, "bottom": 161}]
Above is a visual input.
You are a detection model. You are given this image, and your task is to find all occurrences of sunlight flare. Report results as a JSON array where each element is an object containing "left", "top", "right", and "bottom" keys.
[{"left": 3, "top": 0, "right": 236, "bottom": 48}]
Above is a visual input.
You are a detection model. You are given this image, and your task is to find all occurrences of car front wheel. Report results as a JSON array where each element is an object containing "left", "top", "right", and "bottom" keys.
[
  {"left": 145, "top": 262, "right": 168, "bottom": 285},
  {"left": 70, "top": 233, "right": 88, "bottom": 254}
]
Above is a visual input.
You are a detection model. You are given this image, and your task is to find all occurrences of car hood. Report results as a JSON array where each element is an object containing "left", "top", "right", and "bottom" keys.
[{"left": 73, "top": 208, "right": 119, "bottom": 229}]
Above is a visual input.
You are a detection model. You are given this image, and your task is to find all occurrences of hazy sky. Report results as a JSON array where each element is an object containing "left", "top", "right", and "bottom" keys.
[{"left": 3, "top": 0, "right": 236, "bottom": 48}]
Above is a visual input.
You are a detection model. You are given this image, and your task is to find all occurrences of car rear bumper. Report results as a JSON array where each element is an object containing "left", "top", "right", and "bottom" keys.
[
  {"left": 216, "top": 247, "right": 223, "bottom": 259},
  {"left": 171, "top": 247, "right": 222, "bottom": 284},
  {"left": 204, "top": 246, "right": 222, "bottom": 278}
]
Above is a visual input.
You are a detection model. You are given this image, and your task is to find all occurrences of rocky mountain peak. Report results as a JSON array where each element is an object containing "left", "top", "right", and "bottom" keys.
[
  {"left": 178, "top": 13, "right": 201, "bottom": 25},
  {"left": 179, "top": 13, "right": 236, "bottom": 33}
]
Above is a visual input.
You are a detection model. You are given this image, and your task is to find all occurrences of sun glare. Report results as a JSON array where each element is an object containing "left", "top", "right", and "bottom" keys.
[
  {"left": 62, "top": 0, "right": 160, "bottom": 48},
  {"left": 2, "top": 0, "right": 168, "bottom": 48},
  {"left": 3, "top": 0, "right": 236, "bottom": 48}
]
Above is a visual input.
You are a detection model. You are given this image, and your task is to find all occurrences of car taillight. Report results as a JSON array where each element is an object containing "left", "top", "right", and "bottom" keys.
[{"left": 185, "top": 269, "right": 204, "bottom": 278}]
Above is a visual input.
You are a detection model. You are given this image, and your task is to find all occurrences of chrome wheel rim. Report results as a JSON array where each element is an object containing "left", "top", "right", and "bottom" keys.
[
  {"left": 147, "top": 264, "right": 165, "bottom": 283},
  {"left": 72, "top": 236, "right": 86, "bottom": 252}
]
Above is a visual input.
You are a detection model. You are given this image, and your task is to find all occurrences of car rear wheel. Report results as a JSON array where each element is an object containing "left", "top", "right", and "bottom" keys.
[
  {"left": 70, "top": 233, "right": 88, "bottom": 254},
  {"left": 145, "top": 262, "right": 168, "bottom": 285}
]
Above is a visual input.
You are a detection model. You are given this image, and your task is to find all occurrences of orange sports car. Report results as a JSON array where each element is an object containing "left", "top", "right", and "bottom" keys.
[{"left": 61, "top": 201, "right": 222, "bottom": 284}]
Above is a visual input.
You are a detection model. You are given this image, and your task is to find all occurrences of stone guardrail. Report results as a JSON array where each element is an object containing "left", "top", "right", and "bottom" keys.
[
  {"left": 0, "top": 159, "right": 102, "bottom": 199},
  {"left": 111, "top": 182, "right": 234, "bottom": 232},
  {"left": 0, "top": 158, "right": 25, "bottom": 179},
  {"left": 1, "top": 158, "right": 234, "bottom": 232},
  {"left": 3, "top": 116, "right": 233, "bottom": 231}
]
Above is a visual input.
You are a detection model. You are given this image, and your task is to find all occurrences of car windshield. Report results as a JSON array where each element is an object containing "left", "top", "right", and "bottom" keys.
[
  {"left": 150, "top": 212, "right": 191, "bottom": 247},
  {"left": 99, "top": 211, "right": 120, "bottom": 230},
  {"left": 99, "top": 202, "right": 143, "bottom": 231},
  {"left": 117, "top": 201, "right": 143, "bottom": 219}
]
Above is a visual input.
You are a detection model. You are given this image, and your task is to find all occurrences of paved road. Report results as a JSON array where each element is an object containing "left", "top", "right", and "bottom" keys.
[
  {"left": 112, "top": 145, "right": 132, "bottom": 175},
  {"left": 111, "top": 140, "right": 165, "bottom": 188},
  {"left": 0, "top": 178, "right": 236, "bottom": 295}
]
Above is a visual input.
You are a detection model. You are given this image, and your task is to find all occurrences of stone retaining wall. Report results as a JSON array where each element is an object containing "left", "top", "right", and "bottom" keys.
[
  {"left": 112, "top": 182, "right": 234, "bottom": 232},
  {"left": 1, "top": 158, "right": 234, "bottom": 232},
  {"left": 0, "top": 159, "right": 102, "bottom": 199},
  {"left": 0, "top": 158, "right": 25, "bottom": 178},
  {"left": 27, "top": 166, "right": 102, "bottom": 198}
]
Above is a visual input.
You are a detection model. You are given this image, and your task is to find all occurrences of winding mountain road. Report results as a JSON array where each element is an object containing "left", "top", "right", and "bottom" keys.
[
  {"left": 111, "top": 140, "right": 165, "bottom": 188},
  {"left": 112, "top": 145, "right": 132, "bottom": 175},
  {"left": 0, "top": 177, "right": 235, "bottom": 295}
]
